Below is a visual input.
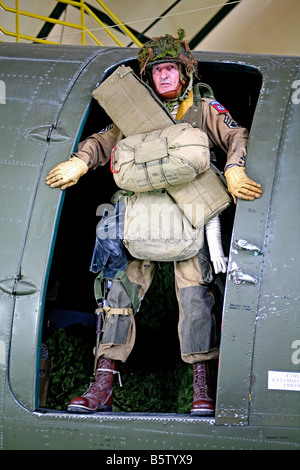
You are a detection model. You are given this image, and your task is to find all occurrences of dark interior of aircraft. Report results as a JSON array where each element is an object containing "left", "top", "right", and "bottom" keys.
[{"left": 41, "top": 60, "right": 262, "bottom": 413}]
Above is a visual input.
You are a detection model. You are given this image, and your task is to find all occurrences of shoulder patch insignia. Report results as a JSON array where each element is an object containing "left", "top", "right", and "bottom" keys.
[
  {"left": 223, "top": 114, "right": 241, "bottom": 128},
  {"left": 210, "top": 100, "right": 228, "bottom": 114}
]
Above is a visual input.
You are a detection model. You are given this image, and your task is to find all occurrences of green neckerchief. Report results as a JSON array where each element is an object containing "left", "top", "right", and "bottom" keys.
[{"left": 163, "top": 96, "right": 182, "bottom": 113}]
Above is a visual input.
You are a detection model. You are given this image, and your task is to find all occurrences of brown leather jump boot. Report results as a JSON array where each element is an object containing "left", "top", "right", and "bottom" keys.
[
  {"left": 67, "top": 357, "right": 118, "bottom": 413},
  {"left": 190, "top": 361, "right": 215, "bottom": 416}
]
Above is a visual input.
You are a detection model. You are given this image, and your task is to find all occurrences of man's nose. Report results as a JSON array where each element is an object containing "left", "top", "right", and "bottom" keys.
[{"left": 160, "top": 67, "right": 169, "bottom": 78}]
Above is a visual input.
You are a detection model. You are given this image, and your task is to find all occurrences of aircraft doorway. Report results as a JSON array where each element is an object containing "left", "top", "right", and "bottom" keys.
[{"left": 41, "top": 61, "right": 262, "bottom": 414}]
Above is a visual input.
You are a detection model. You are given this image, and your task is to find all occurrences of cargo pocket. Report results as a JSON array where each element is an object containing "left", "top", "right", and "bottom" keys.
[
  {"left": 102, "top": 308, "right": 133, "bottom": 344},
  {"left": 99, "top": 307, "right": 136, "bottom": 362}
]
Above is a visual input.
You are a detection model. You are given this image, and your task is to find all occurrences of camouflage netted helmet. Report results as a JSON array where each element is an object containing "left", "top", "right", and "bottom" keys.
[{"left": 137, "top": 29, "right": 198, "bottom": 80}]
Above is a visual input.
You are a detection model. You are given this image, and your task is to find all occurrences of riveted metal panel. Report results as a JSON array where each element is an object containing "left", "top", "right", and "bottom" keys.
[
  {"left": 0, "top": 43, "right": 135, "bottom": 411},
  {"left": 215, "top": 55, "right": 300, "bottom": 425},
  {"left": 249, "top": 67, "right": 300, "bottom": 427}
]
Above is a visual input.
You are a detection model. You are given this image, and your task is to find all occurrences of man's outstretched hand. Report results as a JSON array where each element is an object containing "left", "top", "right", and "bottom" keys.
[
  {"left": 46, "top": 156, "right": 88, "bottom": 190},
  {"left": 225, "top": 166, "right": 262, "bottom": 204}
]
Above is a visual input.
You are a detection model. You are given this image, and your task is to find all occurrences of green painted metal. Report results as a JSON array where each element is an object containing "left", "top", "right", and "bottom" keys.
[
  {"left": 0, "top": 43, "right": 299, "bottom": 450},
  {"left": 216, "top": 56, "right": 300, "bottom": 429}
]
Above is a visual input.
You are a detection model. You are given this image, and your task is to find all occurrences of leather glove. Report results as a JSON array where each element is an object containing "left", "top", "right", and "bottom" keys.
[
  {"left": 46, "top": 156, "right": 88, "bottom": 190},
  {"left": 225, "top": 166, "right": 262, "bottom": 204}
]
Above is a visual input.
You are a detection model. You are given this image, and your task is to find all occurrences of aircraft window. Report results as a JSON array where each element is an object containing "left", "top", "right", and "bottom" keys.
[{"left": 41, "top": 61, "right": 262, "bottom": 413}]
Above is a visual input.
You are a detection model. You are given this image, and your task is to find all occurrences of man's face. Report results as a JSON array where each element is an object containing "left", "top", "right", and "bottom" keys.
[{"left": 151, "top": 62, "right": 180, "bottom": 95}]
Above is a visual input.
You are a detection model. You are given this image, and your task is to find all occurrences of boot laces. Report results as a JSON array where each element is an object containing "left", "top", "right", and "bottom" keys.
[
  {"left": 97, "top": 368, "right": 122, "bottom": 387},
  {"left": 193, "top": 363, "right": 210, "bottom": 399},
  {"left": 83, "top": 362, "right": 122, "bottom": 396}
]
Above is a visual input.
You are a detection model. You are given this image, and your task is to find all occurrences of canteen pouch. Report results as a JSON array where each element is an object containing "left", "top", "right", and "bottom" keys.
[
  {"left": 111, "top": 123, "right": 210, "bottom": 192},
  {"left": 123, "top": 189, "right": 204, "bottom": 262}
]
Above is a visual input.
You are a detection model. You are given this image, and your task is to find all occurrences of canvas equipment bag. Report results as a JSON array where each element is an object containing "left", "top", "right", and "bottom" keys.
[
  {"left": 167, "top": 164, "right": 231, "bottom": 227},
  {"left": 111, "top": 122, "right": 210, "bottom": 192},
  {"left": 92, "top": 65, "right": 174, "bottom": 137},
  {"left": 122, "top": 189, "right": 204, "bottom": 262}
]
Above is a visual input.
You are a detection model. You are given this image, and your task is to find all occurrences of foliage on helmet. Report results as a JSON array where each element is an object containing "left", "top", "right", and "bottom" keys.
[{"left": 137, "top": 30, "right": 198, "bottom": 78}]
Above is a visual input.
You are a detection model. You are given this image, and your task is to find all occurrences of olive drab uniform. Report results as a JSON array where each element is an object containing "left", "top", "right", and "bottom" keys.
[{"left": 73, "top": 90, "right": 249, "bottom": 364}]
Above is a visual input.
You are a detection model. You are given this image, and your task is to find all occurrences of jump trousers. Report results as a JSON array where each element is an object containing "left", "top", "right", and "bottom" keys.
[{"left": 97, "top": 244, "right": 218, "bottom": 365}]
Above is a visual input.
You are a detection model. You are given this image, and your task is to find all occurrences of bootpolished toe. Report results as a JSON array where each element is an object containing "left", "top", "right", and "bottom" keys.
[
  {"left": 190, "top": 398, "right": 214, "bottom": 416},
  {"left": 67, "top": 395, "right": 112, "bottom": 413},
  {"left": 67, "top": 396, "right": 97, "bottom": 413}
]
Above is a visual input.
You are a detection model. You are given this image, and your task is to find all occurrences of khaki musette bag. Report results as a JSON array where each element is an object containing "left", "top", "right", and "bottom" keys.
[{"left": 122, "top": 189, "right": 204, "bottom": 262}]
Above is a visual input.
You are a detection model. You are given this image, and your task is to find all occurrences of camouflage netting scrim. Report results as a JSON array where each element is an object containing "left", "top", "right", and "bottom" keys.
[{"left": 137, "top": 29, "right": 198, "bottom": 78}]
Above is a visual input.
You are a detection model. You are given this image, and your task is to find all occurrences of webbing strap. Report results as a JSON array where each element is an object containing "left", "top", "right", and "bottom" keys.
[
  {"left": 102, "top": 306, "right": 133, "bottom": 316},
  {"left": 94, "top": 270, "right": 140, "bottom": 314},
  {"left": 182, "top": 82, "right": 215, "bottom": 130},
  {"left": 114, "top": 270, "right": 140, "bottom": 314},
  {"left": 94, "top": 270, "right": 104, "bottom": 301},
  {"left": 193, "top": 82, "right": 215, "bottom": 105}
]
